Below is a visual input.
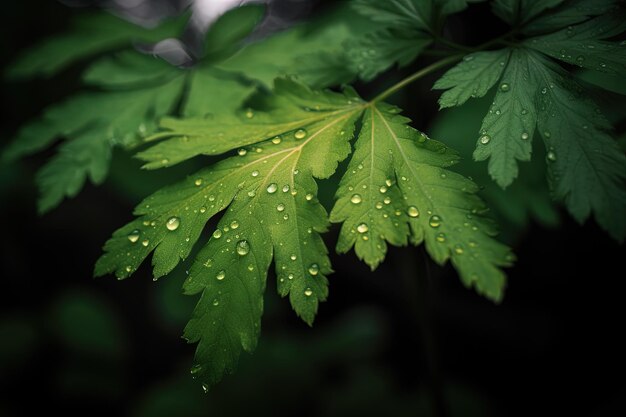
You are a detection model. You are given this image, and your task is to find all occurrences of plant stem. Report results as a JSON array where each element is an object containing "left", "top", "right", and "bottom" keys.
[{"left": 371, "top": 55, "right": 463, "bottom": 103}]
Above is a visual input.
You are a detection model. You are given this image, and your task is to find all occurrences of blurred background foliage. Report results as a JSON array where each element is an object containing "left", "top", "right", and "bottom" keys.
[{"left": 1, "top": 1, "right": 625, "bottom": 416}]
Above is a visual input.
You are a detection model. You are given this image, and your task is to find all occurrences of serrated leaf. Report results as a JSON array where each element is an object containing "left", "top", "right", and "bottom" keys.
[
  {"left": 7, "top": 12, "right": 186, "bottom": 79},
  {"left": 522, "top": 0, "right": 619, "bottom": 35},
  {"left": 330, "top": 102, "right": 513, "bottom": 301},
  {"left": 433, "top": 49, "right": 510, "bottom": 108},
  {"left": 137, "top": 79, "right": 363, "bottom": 169},
  {"left": 473, "top": 48, "right": 537, "bottom": 188},
  {"left": 528, "top": 52, "right": 626, "bottom": 241},
  {"left": 352, "top": 0, "right": 481, "bottom": 32},
  {"left": 95, "top": 79, "right": 364, "bottom": 387},
  {"left": 4, "top": 75, "right": 186, "bottom": 212},
  {"left": 525, "top": 10, "right": 626, "bottom": 78},
  {"left": 346, "top": 29, "right": 432, "bottom": 81},
  {"left": 492, "top": 0, "right": 564, "bottom": 26}
]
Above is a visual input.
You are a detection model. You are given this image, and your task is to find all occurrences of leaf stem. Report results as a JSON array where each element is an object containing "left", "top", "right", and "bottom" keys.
[{"left": 371, "top": 55, "right": 463, "bottom": 103}]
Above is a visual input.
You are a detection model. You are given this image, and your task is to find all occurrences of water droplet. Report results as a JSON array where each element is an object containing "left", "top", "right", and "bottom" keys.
[
  {"left": 383, "top": 197, "right": 391, "bottom": 205},
  {"left": 436, "top": 233, "right": 446, "bottom": 242},
  {"left": 216, "top": 270, "right": 226, "bottom": 281},
  {"left": 357, "top": 223, "right": 369, "bottom": 233},
  {"left": 277, "top": 203, "right": 285, "bottom": 212},
  {"left": 288, "top": 273, "right": 294, "bottom": 280},
  {"left": 281, "top": 185, "right": 290, "bottom": 194},
  {"left": 379, "top": 185, "right": 388, "bottom": 193},
  {"left": 290, "top": 254, "right": 297, "bottom": 261},
  {"left": 245, "top": 109, "right": 254, "bottom": 119},
  {"left": 576, "top": 55, "right": 585, "bottom": 64},
  {"left": 230, "top": 221, "right": 239, "bottom": 229},
  {"left": 190, "top": 364, "right": 202, "bottom": 375},
  {"left": 238, "top": 148, "right": 247, "bottom": 156},
  {"left": 541, "top": 87, "right": 548, "bottom": 94},
  {"left": 195, "top": 178, "right": 203, "bottom": 186},
  {"left": 251, "top": 170, "right": 259, "bottom": 177},
  {"left": 142, "top": 240, "right": 149, "bottom": 247},
  {"left": 500, "top": 83, "right": 510, "bottom": 92},
  {"left": 212, "top": 298, "right": 220, "bottom": 306},
  {"left": 454, "top": 245, "right": 464, "bottom": 255},
  {"left": 294, "top": 129, "right": 307, "bottom": 140},
  {"left": 351, "top": 194, "right": 362, "bottom": 204},
  {"left": 547, "top": 150, "right": 557, "bottom": 162},
  {"left": 304, "top": 288, "right": 313, "bottom": 297},
  {"left": 128, "top": 229, "right": 140, "bottom": 243},
  {"left": 479, "top": 135, "right": 491, "bottom": 145},
  {"left": 521, "top": 109, "right": 528, "bottom": 115},
  {"left": 267, "top": 183, "right": 278, "bottom": 194},
  {"left": 407, "top": 206, "right": 419, "bottom": 218},
  {"left": 305, "top": 193, "right": 314, "bottom": 201},
  {"left": 213, "top": 229, "right": 222, "bottom": 239},
  {"left": 308, "top": 263, "right": 319, "bottom": 276},
  {"left": 166, "top": 217, "right": 180, "bottom": 231},
  {"left": 236, "top": 240, "right": 250, "bottom": 256},
  {"left": 271, "top": 136, "right": 282, "bottom": 145},
  {"left": 429, "top": 215, "right": 442, "bottom": 228},
  {"left": 521, "top": 132, "right": 529, "bottom": 140},
  {"left": 201, "top": 383, "right": 209, "bottom": 393}
]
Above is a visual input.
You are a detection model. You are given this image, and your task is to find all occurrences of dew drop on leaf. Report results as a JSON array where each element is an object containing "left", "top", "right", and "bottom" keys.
[
  {"left": 251, "top": 170, "right": 259, "bottom": 177},
  {"left": 166, "top": 217, "right": 180, "bottom": 231},
  {"left": 142, "top": 240, "right": 149, "bottom": 247},
  {"left": 429, "top": 215, "right": 442, "bottom": 228},
  {"left": 308, "top": 263, "right": 319, "bottom": 276},
  {"left": 499, "top": 83, "right": 510, "bottom": 92},
  {"left": 479, "top": 135, "right": 491, "bottom": 145},
  {"left": 216, "top": 270, "right": 226, "bottom": 281},
  {"left": 350, "top": 194, "right": 362, "bottom": 204},
  {"left": 379, "top": 185, "right": 388, "bottom": 193},
  {"left": 357, "top": 223, "right": 369, "bottom": 233},
  {"left": 407, "top": 206, "right": 419, "bottom": 218},
  {"left": 213, "top": 229, "right": 222, "bottom": 239},
  {"left": 267, "top": 183, "right": 278, "bottom": 194},
  {"left": 277, "top": 203, "right": 285, "bottom": 212},
  {"left": 521, "top": 132, "right": 529, "bottom": 140},
  {"left": 282, "top": 184, "right": 290, "bottom": 193},
  {"left": 190, "top": 364, "right": 202, "bottom": 375},
  {"left": 304, "top": 288, "right": 313, "bottom": 297},
  {"left": 238, "top": 148, "right": 247, "bottom": 156},
  {"left": 272, "top": 136, "right": 282, "bottom": 145},
  {"left": 547, "top": 150, "right": 557, "bottom": 162},
  {"left": 305, "top": 193, "right": 314, "bottom": 201},
  {"left": 127, "top": 229, "right": 140, "bottom": 243},
  {"left": 236, "top": 240, "right": 250, "bottom": 256},
  {"left": 294, "top": 129, "right": 307, "bottom": 139},
  {"left": 436, "top": 232, "right": 446, "bottom": 242},
  {"left": 230, "top": 221, "right": 239, "bottom": 229}
]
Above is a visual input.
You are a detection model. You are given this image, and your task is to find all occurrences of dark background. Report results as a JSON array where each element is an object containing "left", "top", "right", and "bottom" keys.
[{"left": 1, "top": 1, "right": 624, "bottom": 416}]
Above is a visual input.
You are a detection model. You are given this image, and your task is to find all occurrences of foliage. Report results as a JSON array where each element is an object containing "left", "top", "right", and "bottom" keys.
[{"left": 4, "top": 0, "right": 625, "bottom": 390}]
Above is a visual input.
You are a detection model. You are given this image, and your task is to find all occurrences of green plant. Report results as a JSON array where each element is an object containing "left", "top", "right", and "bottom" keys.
[{"left": 4, "top": 0, "right": 625, "bottom": 391}]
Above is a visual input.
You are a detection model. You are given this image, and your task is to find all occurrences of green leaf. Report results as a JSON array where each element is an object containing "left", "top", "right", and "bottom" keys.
[
  {"left": 6, "top": 12, "right": 186, "bottom": 79},
  {"left": 521, "top": 0, "right": 619, "bottom": 35},
  {"left": 330, "top": 102, "right": 513, "bottom": 301},
  {"left": 473, "top": 48, "right": 537, "bottom": 188},
  {"left": 5, "top": 74, "right": 186, "bottom": 213},
  {"left": 525, "top": 11, "right": 626, "bottom": 78},
  {"left": 96, "top": 79, "right": 364, "bottom": 387},
  {"left": 528, "top": 52, "right": 626, "bottom": 241},
  {"left": 202, "top": 4, "right": 265, "bottom": 59},
  {"left": 433, "top": 49, "right": 510, "bottom": 108},
  {"left": 346, "top": 29, "right": 432, "bottom": 81},
  {"left": 352, "top": 0, "right": 481, "bottom": 32},
  {"left": 492, "top": 0, "right": 564, "bottom": 26}
]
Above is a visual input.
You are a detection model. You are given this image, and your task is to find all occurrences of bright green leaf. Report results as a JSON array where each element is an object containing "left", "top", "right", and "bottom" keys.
[
  {"left": 433, "top": 49, "right": 510, "bottom": 108},
  {"left": 330, "top": 102, "right": 513, "bottom": 301}
]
